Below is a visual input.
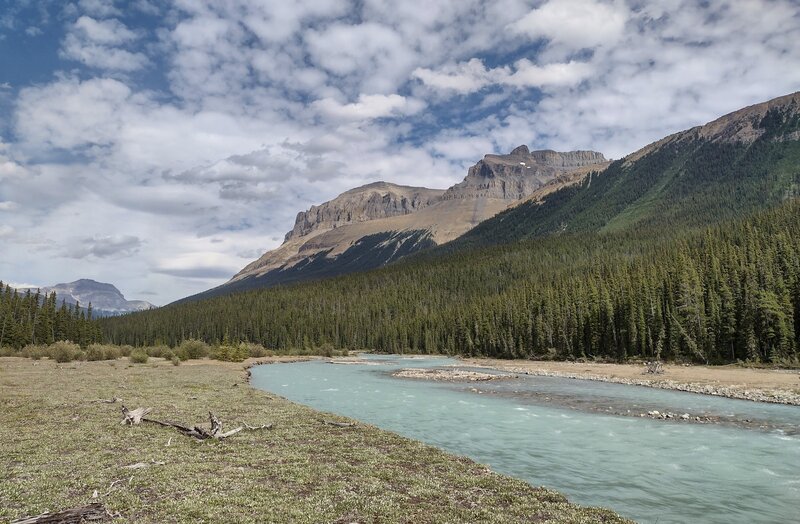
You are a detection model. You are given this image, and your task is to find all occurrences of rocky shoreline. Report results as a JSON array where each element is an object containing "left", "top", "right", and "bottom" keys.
[{"left": 469, "top": 364, "right": 800, "bottom": 406}]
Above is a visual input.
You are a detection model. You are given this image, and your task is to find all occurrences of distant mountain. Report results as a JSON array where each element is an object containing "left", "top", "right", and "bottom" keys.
[
  {"left": 186, "top": 148, "right": 608, "bottom": 301},
  {"left": 21, "top": 279, "right": 155, "bottom": 317},
  {"left": 450, "top": 91, "right": 800, "bottom": 249}
]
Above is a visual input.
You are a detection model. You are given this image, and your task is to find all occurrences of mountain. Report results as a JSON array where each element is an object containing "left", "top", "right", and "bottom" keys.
[
  {"left": 191, "top": 148, "right": 608, "bottom": 300},
  {"left": 451, "top": 91, "right": 800, "bottom": 249},
  {"left": 101, "top": 92, "right": 800, "bottom": 366},
  {"left": 22, "top": 279, "right": 155, "bottom": 317}
]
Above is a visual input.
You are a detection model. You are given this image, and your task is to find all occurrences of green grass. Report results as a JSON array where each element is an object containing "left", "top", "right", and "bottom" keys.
[{"left": 0, "top": 357, "right": 628, "bottom": 523}]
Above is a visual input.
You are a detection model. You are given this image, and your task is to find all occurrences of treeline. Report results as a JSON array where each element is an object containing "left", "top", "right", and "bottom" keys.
[
  {"left": 101, "top": 199, "right": 800, "bottom": 364},
  {"left": 0, "top": 285, "right": 101, "bottom": 348}
]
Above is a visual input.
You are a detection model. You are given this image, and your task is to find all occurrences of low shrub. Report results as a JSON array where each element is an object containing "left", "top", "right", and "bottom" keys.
[
  {"left": 171, "top": 355, "right": 181, "bottom": 366},
  {"left": 176, "top": 339, "right": 209, "bottom": 360},
  {"left": 119, "top": 345, "right": 134, "bottom": 357},
  {"left": 0, "top": 346, "right": 18, "bottom": 357},
  {"left": 241, "top": 342, "right": 269, "bottom": 358},
  {"left": 50, "top": 341, "right": 83, "bottom": 363},
  {"left": 146, "top": 345, "right": 171, "bottom": 358},
  {"left": 129, "top": 348, "right": 149, "bottom": 364},
  {"left": 20, "top": 345, "right": 47, "bottom": 360},
  {"left": 86, "top": 344, "right": 122, "bottom": 361}
]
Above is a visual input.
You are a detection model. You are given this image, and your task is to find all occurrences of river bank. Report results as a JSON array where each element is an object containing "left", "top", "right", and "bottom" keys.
[
  {"left": 0, "top": 356, "right": 627, "bottom": 523},
  {"left": 460, "top": 358, "right": 800, "bottom": 405}
]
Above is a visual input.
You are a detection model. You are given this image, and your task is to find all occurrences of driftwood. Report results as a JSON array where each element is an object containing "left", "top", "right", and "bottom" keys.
[
  {"left": 120, "top": 406, "right": 151, "bottom": 425},
  {"left": 121, "top": 407, "right": 272, "bottom": 440},
  {"left": 643, "top": 360, "right": 665, "bottom": 375},
  {"left": 11, "top": 503, "right": 107, "bottom": 524},
  {"left": 322, "top": 419, "right": 356, "bottom": 428}
]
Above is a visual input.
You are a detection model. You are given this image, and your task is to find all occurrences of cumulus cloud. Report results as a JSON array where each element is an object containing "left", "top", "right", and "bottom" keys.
[
  {"left": 509, "top": 0, "right": 629, "bottom": 50},
  {"left": 312, "top": 94, "right": 425, "bottom": 122},
  {"left": 65, "top": 235, "right": 143, "bottom": 259},
  {"left": 413, "top": 58, "right": 592, "bottom": 93},
  {"left": 412, "top": 59, "right": 494, "bottom": 94},
  {"left": 61, "top": 16, "right": 147, "bottom": 71},
  {"left": 14, "top": 77, "right": 137, "bottom": 151}
]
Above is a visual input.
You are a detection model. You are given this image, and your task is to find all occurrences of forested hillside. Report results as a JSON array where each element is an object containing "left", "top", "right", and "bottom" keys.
[
  {"left": 0, "top": 284, "right": 101, "bottom": 348},
  {"left": 100, "top": 199, "right": 800, "bottom": 364},
  {"left": 448, "top": 105, "right": 800, "bottom": 251}
]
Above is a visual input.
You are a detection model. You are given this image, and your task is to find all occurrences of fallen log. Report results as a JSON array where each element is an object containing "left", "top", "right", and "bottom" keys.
[
  {"left": 120, "top": 408, "right": 273, "bottom": 440},
  {"left": 11, "top": 503, "right": 107, "bottom": 524},
  {"left": 120, "top": 406, "right": 151, "bottom": 425}
]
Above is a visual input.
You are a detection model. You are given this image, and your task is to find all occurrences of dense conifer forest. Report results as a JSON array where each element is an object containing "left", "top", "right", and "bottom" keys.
[
  {"left": 0, "top": 285, "right": 101, "bottom": 348},
  {"left": 99, "top": 199, "right": 800, "bottom": 364}
]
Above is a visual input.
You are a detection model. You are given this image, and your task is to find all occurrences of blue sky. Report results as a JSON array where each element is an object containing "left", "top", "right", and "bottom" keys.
[{"left": 1, "top": 0, "right": 799, "bottom": 304}]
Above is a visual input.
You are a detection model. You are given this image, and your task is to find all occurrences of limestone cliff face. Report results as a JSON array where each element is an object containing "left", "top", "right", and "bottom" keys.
[
  {"left": 442, "top": 146, "right": 607, "bottom": 201},
  {"left": 286, "top": 182, "right": 444, "bottom": 242}
]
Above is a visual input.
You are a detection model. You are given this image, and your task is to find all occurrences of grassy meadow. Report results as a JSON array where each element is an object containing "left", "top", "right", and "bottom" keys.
[{"left": 0, "top": 356, "right": 628, "bottom": 523}]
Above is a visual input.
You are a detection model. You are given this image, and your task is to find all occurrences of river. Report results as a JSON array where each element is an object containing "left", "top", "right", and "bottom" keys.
[{"left": 249, "top": 355, "right": 800, "bottom": 523}]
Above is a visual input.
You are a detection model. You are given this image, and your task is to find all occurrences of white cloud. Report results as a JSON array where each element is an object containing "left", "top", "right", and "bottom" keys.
[
  {"left": 15, "top": 77, "right": 137, "bottom": 150},
  {"left": 505, "top": 59, "right": 594, "bottom": 88},
  {"left": 73, "top": 16, "right": 138, "bottom": 45},
  {"left": 509, "top": 0, "right": 629, "bottom": 50},
  {"left": 412, "top": 59, "right": 494, "bottom": 94},
  {"left": 313, "top": 94, "right": 425, "bottom": 122},
  {"left": 0, "top": 201, "right": 19, "bottom": 211},
  {"left": 413, "top": 58, "right": 592, "bottom": 93},
  {"left": 61, "top": 16, "right": 147, "bottom": 71},
  {"left": 0, "top": 225, "right": 13, "bottom": 238}
]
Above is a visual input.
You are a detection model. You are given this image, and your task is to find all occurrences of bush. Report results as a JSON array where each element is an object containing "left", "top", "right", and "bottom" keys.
[
  {"left": 86, "top": 344, "right": 122, "bottom": 361},
  {"left": 119, "top": 345, "right": 134, "bottom": 357},
  {"left": 129, "top": 348, "right": 149, "bottom": 364},
  {"left": 176, "top": 339, "right": 209, "bottom": 360},
  {"left": 49, "top": 341, "right": 83, "bottom": 363},
  {"left": 0, "top": 346, "right": 17, "bottom": 357},
  {"left": 146, "top": 345, "right": 171, "bottom": 358},
  {"left": 241, "top": 342, "right": 269, "bottom": 358},
  {"left": 20, "top": 345, "right": 47, "bottom": 360},
  {"left": 171, "top": 355, "right": 181, "bottom": 366}
]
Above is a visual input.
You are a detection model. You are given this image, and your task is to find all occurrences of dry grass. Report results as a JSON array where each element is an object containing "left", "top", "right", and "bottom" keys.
[{"left": 0, "top": 357, "right": 628, "bottom": 523}]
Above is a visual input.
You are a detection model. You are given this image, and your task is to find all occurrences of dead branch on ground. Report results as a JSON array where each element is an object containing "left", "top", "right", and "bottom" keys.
[{"left": 120, "top": 406, "right": 272, "bottom": 440}]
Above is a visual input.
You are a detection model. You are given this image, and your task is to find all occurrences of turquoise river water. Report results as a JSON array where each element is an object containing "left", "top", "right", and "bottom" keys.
[{"left": 250, "top": 355, "right": 800, "bottom": 523}]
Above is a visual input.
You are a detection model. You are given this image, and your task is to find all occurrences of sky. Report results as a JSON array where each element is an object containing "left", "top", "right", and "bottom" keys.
[{"left": 1, "top": 0, "right": 799, "bottom": 305}]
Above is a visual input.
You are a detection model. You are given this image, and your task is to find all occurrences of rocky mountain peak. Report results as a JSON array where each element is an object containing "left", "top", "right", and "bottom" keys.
[
  {"left": 510, "top": 144, "right": 530, "bottom": 156},
  {"left": 19, "top": 279, "right": 155, "bottom": 316},
  {"left": 442, "top": 146, "right": 607, "bottom": 201}
]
